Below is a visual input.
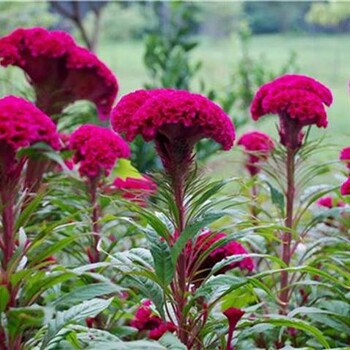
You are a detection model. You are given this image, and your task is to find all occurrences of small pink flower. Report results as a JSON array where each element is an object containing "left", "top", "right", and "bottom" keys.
[
  {"left": 113, "top": 176, "right": 157, "bottom": 206},
  {"left": 316, "top": 196, "right": 345, "bottom": 208},
  {"left": 340, "top": 146, "right": 350, "bottom": 169},
  {"left": 190, "top": 231, "right": 254, "bottom": 285},
  {"left": 340, "top": 178, "right": 350, "bottom": 196},
  {"left": 131, "top": 300, "right": 176, "bottom": 340},
  {"left": 69, "top": 124, "right": 130, "bottom": 179},
  {"left": 223, "top": 307, "right": 245, "bottom": 350},
  {"left": 237, "top": 131, "right": 274, "bottom": 175},
  {"left": 250, "top": 75, "right": 332, "bottom": 149},
  {"left": 0, "top": 27, "right": 118, "bottom": 119}
]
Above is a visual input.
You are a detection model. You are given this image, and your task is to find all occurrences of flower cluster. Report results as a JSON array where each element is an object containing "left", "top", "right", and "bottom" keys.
[
  {"left": 113, "top": 176, "right": 157, "bottom": 206},
  {"left": 0, "top": 96, "right": 60, "bottom": 152},
  {"left": 316, "top": 196, "right": 345, "bottom": 208},
  {"left": 224, "top": 307, "right": 245, "bottom": 350},
  {"left": 69, "top": 125, "right": 130, "bottom": 179},
  {"left": 190, "top": 231, "right": 254, "bottom": 284},
  {"left": 0, "top": 27, "right": 118, "bottom": 119},
  {"left": 237, "top": 131, "right": 274, "bottom": 176},
  {"left": 340, "top": 146, "right": 350, "bottom": 196},
  {"left": 111, "top": 89, "right": 235, "bottom": 169},
  {"left": 250, "top": 74, "right": 332, "bottom": 149},
  {"left": 131, "top": 300, "right": 176, "bottom": 340}
]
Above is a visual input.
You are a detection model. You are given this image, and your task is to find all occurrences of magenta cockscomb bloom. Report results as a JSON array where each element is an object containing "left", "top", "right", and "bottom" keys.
[
  {"left": 111, "top": 89, "right": 235, "bottom": 171},
  {"left": 223, "top": 307, "right": 245, "bottom": 350},
  {"left": 340, "top": 146, "right": 350, "bottom": 169},
  {"left": 237, "top": 131, "right": 274, "bottom": 176},
  {"left": 250, "top": 75, "right": 332, "bottom": 150},
  {"left": 113, "top": 176, "right": 157, "bottom": 206},
  {"left": 131, "top": 300, "right": 176, "bottom": 340},
  {"left": 69, "top": 124, "right": 130, "bottom": 179},
  {"left": 0, "top": 27, "right": 118, "bottom": 119},
  {"left": 0, "top": 96, "right": 60, "bottom": 182},
  {"left": 190, "top": 231, "right": 254, "bottom": 284},
  {"left": 316, "top": 196, "right": 345, "bottom": 208},
  {"left": 340, "top": 178, "right": 350, "bottom": 196}
]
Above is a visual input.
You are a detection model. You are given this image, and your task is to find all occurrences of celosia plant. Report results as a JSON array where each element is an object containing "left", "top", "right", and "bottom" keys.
[
  {"left": 70, "top": 124, "right": 130, "bottom": 262},
  {"left": 250, "top": 74, "right": 332, "bottom": 318},
  {"left": 223, "top": 307, "right": 245, "bottom": 350},
  {"left": 111, "top": 88, "right": 243, "bottom": 348},
  {"left": 0, "top": 27, "right": 118, "bottom": 120},
  {"left": 250, "top": 74, "right": 332, "bottom": 150},
  {"left": 237, "top": 130, "right": 274, "bottom": 176},
  {"left": 340, "top": 177, "right": 350, "bottom": 196}
]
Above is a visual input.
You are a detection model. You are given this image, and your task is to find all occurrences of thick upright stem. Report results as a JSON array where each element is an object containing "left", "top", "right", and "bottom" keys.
[
  {"left": 1, "top": 193, "right": 15, "bottom": 271},
  {"left": 89, "top": 179, "right": 100, "bottom": 263},
  {"left": 279, "top": 147, "right": 296, "bottom": 314},
  {"left": 173, "top": 168, "right": 188, "bottom": 344}
]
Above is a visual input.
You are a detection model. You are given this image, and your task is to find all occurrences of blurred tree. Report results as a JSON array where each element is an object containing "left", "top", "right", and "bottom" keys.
[
  {"left": 0, "top": 1, "right": 56, "bottom": 36},
  {"left": 100, "top": 2, "right": 148, "bottom": 41},
  {"left": 306, "top": 1, "right": 350, "bottom": 30},
  {"left": 49, "top": 1, "right": 108, "bottom": 51},
  {"left": 243, "top": 1, "right": 311, "bottom": 34}
]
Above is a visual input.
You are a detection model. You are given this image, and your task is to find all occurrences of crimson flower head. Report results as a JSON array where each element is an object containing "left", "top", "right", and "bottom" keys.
[
  {"left": 190, "top": 231, "right": 254, "bottom": 285},
  {"left": 0, "top": 95, "right": 60, "bottom": 184},
  {"left": 340, "top": 146, "right": 350, "bottom": 170},
  {"left": 111, "top": 89, "right": 235, "bottom": 172},
  {"left": 113, "top": 176, "right": 157, "bottom": 206},
  {"left": 340, "top": 178, "right": 350, "bottom": 196},
  {"left": 69, "top": 124, "right": 130, "bottom": 180},
  {"left": 250, "top": 74, "right": 332, "bottom": 150},
  {"left": 0, "top": 27, "right": 118, "bottom": 119},
  {"left": 131, "top": 300, "right": 176, "bottom": 340},
  {"left": 237, "top": 131, "right": 274, "bottom": 176},
  {"left": 223, "top": 307, "right": 245, "bottom": 350},
  {"left": 316, "top": 196, "right": 345, "bottom": 209}
]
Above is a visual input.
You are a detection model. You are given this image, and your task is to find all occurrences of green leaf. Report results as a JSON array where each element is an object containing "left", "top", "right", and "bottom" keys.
[
  {"left": 42, "top": 298, "right": 113, "bottom": 349},
  {"left": 0, "top": 286, "right": 10, "bottom": 312},
  {"left": 266, "top": 182, "right": 285, "bottom": 216},
  {"left": 52, "top": 283, "right": 122, "bottom": 307},
  {"left": 171, "top": 212, "right": 225, "bottom": 264},
  {"left": 159, "top": 333, "right": 187, "bottom": 349},
  {"left": 145, "top": 226, "right": 175, "bottom": 286},
  {"left": 113, "top": 159, "right": 143, "bottom": 179}
]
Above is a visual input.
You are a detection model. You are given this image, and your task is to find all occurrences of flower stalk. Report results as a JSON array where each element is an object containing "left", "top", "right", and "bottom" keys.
[{"left": 280, "top": 147, "right": 296, "bottom": 314}]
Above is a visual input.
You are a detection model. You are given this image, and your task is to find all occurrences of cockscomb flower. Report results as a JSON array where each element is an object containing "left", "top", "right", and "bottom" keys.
[
  {"left": 190, "top": 231, "right": 254, "bottom": 284},
  {"left": 237, "top": 131, "right": 274, "bottom": 176},
  {"left": 340, "top": 146, "right": 350, "bottom": 170},
  {"left": 316, "top": 196, "right": 345, "bottom": 208},
  {"left": 0, "top": 27, "right": 118, "bottom": 119},
  {"left": 111, "top": 89, "right": 235, "bottom": 172},
  {"left": 69, "top": 124, "right": 130, "bottom": 179},
  {"left": 0, "top": 95, "right": 60, "bottom": 183},
  {"left": 250, "top": 74, "right": 332, "bottom": 150},
  {"left": 131, "top": 300, "right": 176, "bottom": 340},
  {"left": 340, "top": 178, "right": 350, "bottom": 196},
  {"left": 223, "top": 307, "right": 245, "bottom": 350},
  {"left": 113, "top": 176, "right": 157, "bottom": 206}
]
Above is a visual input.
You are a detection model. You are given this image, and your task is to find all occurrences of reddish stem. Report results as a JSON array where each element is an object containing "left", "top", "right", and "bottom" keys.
[
  {"left": 279, "top": 147, "right": 296, "bottom": 314},
  {"left": 1, "top": 193, "right": 15, "bottom": 271},
  {"left": 89, "top": 178, "right": 100, "bottom": 263}
]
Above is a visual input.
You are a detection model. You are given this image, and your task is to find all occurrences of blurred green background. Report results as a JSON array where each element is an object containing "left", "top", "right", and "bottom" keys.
[{"left": 0, "top": 1, "right": 349, "bottom": 174}]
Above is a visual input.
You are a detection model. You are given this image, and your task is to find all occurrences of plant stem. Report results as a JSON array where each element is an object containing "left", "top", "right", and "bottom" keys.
[
  {"left": 89, "top": 179, "right": 100, "bottom": 263},
  {"left": 173, "top": 167, "right": 188, "bottom": 344},
  {"left": 279, "top": 147, "right": 296, "bottom": 314},
  {"left": 1, "top": 192, "right": 15, "bottom": 271}
]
